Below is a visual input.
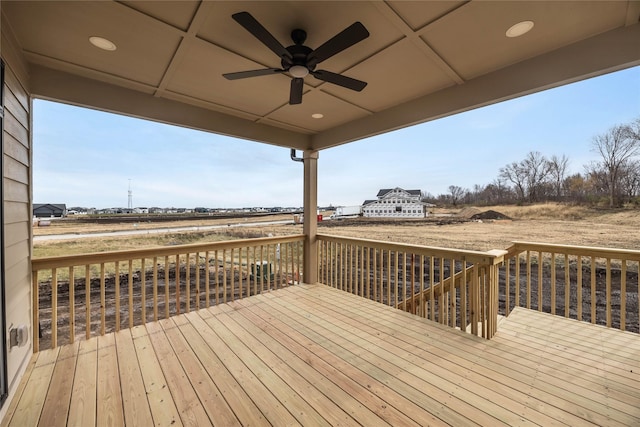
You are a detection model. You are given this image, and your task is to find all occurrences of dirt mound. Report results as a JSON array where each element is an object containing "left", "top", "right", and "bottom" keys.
[
  {"left": 470, "top": 210, "right": 511, "bottom": 220},
  {"left": 456, "top": 207, "right": 482, "bottom": 219}
]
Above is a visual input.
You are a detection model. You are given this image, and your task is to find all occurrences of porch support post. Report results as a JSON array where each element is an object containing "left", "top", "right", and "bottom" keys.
[{"left": 303, "top": 150, "right": 319, "bottom": 284}]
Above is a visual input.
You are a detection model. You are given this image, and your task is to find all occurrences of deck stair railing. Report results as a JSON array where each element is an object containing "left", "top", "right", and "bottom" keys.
[
  {"left": 31, "top": 235, "right": 304, "bottom": 351},
  {"left": 316, "top": 234, "right": 506, "bottom": 339},
  {"left": 500, "top": 241, "right": 640, "bottom": 333}
]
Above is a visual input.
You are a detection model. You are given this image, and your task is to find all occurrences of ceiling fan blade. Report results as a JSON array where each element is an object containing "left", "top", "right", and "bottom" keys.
[
  {"left": 308, "top": 22, "right": 369, "bottom": 66},
  {"left": 290, "top": 78, "right": 303, "bottom": 104},
  {"left": 232, "top": 12, "right": 292, "bottom": 62},
  {"left": 311, "top": 70, "right": 367, "bottom": 92},
  {"left": 223, "top": 68, "right": 285, "bottom": 80}
]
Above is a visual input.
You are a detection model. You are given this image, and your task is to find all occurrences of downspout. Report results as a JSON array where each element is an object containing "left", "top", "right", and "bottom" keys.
[{"left": 290, "top": 149, "right": 304, "bottom": 163}]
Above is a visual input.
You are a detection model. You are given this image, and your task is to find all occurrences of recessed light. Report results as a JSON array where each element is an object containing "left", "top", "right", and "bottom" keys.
[
  {"left": 89, "top": 36, "right": 117, "bottom": 51},
  {"left": 506, "top": 21, "right": 534, "bottom": 38},
  {"left": 311, "top": 113, "right": 324, "bottom": 119}
]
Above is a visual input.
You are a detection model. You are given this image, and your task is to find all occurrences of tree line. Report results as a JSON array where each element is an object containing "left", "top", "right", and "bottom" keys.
[{"left": 423, "top": 117, "right": 640, "bottom": 208}]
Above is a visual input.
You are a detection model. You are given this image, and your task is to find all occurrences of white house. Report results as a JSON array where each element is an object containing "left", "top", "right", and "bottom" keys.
[{"left": 362, "top": 188, "right": 429, "bottom": 218}]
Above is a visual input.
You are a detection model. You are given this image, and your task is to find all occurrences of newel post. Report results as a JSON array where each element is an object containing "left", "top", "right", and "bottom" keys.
[
  {"left": 302, "top": 150, "right": 319, "bottom": 284},
  {"left": 486, "top": 249, "right": 507, "bottom": 339}
]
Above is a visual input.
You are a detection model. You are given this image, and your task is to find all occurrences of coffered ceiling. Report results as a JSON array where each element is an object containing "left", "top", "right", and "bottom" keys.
[{"left": 2, "top": 1, "right": 639, "bottom": 150}]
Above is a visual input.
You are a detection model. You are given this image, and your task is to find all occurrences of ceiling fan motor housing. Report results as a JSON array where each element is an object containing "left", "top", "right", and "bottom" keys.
[{"left": 282, "top": 34, "right": 314, "bottom": 72}]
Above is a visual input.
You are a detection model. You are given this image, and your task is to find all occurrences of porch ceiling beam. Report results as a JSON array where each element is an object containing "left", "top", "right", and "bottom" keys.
[
  {"left": 311, "top": 23, "right": 640, "bottom": 150},
  {"left": 29, "top": 65, "right": 311, "bottom": 150}
]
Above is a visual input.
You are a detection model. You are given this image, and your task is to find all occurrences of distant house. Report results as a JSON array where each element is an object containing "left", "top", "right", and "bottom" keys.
[
  {"left": 33, "top": 203, "right": 67, "bottom": 218},
  {"left": 362, "top": 188, "right": 428, "bottom": 218}
]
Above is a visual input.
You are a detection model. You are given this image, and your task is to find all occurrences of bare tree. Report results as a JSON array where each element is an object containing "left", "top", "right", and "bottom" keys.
[
  {"left": 499, "top": 152, "right": 551, "bottom": 203},
  {"left": 448, "top": 185, "right": 465, "bottom": 206},
  {"left": 564, "top": 173, "right": 589, "bottom": 203},
  {"left": 548, "top": 154, "right": 569, "bottom": 200},
  {"left": 522, "top": 151, "right": 552, "bottom": 202},
  {"left": 591, "top": 121, "right": 640, "bottom": 207},
  {"left": 618, "top": 159, "right": 640, "bottom": 202},
  {"left": 499, "top": 161, "right": 527, "bottom": 202}
]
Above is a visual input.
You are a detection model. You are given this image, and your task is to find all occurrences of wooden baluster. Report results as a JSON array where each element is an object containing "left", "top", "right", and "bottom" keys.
[
  {"left": 185, "top": 252, "right": 190, "bottom": 312},
  {"left": 153, "top": 257, "right": 158, "bottom": 321},
  {"left": 175, "top": 254, "right": 181, "bottom": 315},
  {"left": 349, "top": 244, "right": 355, "bottom": 293},
  {"left": 439, "top": 258, "right": 445, "bottom": 325},
  {"left": 85, "top": 264, "right": 91, "bottom": 340},
  {"left": 576, "top": 256, "right": 582, "bottom": 321},
  {"left": 100, "top": 263, "right": 105, "bottom": 336},
  {"left": 515, "top": 254, "right": 520, "bottom": 308},
  {"left": 33, "top": 269, "right": 39, "bottom": 352},
  {"left": 526, "top": 251, "right": 531, "bottom": 309},
  {"left": 141, "top": 258, "right": 146, "bottom": 324},
  {"left": 429, "top": 256, "right": 435, "bottom": 321},
  {"left": 460, "top": 260, "right": 467, "bottom": 330},
  {"left": 538, "top": 251, "right": 543, "bottom": 311},
  {"left": 230, "top": 248, "right": 235, "bottom": 302},
  {"left": 374, "top": 249, "right": 379, "bottom": 303},
  {"left": 278, "top": 244, "right": 283, "bottom": 289},
  {"left": 115, "top": 262, "right": 120, "bottom": 332},
  {"left": 216, "top": 249, "right": 221, "bottom": 305},
  {"left": 505, "top": 257, "right": 511, "bottom": 316},
  {"left": 69, "top": 266, "right": 75, "bottom": 344},
  {"left": 450, "top": 258, "right": 456, "bottom": 328},
  {"left": 620, "top": 259, "right": 626, "bottom": 331},
  {"left": 564, "top": 254, "right": 570, "bottom": 318},
  {"left": 195, "top": 252, "right": 200, "bottom": 309},
  {"left": 52, "top": 268, "right": 58, "bottom": 349},
  {"left": 590, "top": 256, "right": 596, "bottom": 324},
  {"left": 470, "top": 265, "right": 478, "bottom": 336},
  {"left": 128, "top": 259, "right": 134, "bottom": 328},
  {"left": 204, "top": 251, "right": 210, "bottom": 307},
  {"left": 551, "top": 253, "right": 556, "bottom": 315},
  {"left": 164, "top": 256, "right": 169, "bottom": 319},
  {"left": 394, "top": 251, "right": 399, "bottom": 307},
  {"left": 224, "top": 249, "right": 229, "bottom": 302},
  {"left": 606, "top": 258, "right": 611, "bottom": 327}
]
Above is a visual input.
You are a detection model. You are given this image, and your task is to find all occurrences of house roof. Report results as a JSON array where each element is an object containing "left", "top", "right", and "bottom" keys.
[
  {"left": 376, "top": 188, "right": 422, "bottom": 197},
  {"left": 33, "top": 204, "right": 67, "bottom": 210},
  {"left": 2, "top": 1, "right": 639, "bottom": 151}
]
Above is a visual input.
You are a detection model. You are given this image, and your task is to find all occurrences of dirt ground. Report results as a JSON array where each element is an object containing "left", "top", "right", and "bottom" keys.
[
  {"left": 33, "top": 204, "right": 640, "bottom": 253},
  {"left": 34, "top": 204, "right": 640, "bottom": 348},
  {"left": 282, "top": 205, "right": 640, "bottom": 252}
]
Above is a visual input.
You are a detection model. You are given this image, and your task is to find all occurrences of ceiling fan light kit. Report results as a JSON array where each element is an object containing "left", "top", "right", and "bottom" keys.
[{"left": 223, "top": 11, "right": 369, "bottom": 105}]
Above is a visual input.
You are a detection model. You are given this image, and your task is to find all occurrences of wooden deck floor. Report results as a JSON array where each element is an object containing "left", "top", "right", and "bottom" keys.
[{"left": 2, "top": 284, "right": 639, "bottom": 426}]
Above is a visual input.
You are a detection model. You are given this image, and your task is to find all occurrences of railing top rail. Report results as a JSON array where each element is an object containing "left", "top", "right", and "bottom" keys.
[
  {"left": 508, "top": 241, "right": 640, "bottom": 260},
  {"left": 317, "top": 233, "right": 502, "bottom": 265},
  {"left": 32, "top": 234, "right": 305, "bottom": 270}
]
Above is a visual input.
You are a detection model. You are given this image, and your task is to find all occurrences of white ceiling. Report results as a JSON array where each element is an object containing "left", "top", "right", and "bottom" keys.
[{"left": 2, "top": 1, "right": 640, "bottom": 150}]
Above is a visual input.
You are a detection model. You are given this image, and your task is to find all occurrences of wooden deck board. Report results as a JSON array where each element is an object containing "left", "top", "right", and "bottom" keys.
[
  {"left": 302, "top": 286, "right": 639, "bottom": 426},
  {"left": 67, "top": 339, "right": 97, "bottom": 427},
  {"left": 38, "top": 341, "right": 79, "bottom": 427},
  {"left": 114, "top": 330, "right": 154, "bottom": 427},
  {"left": 3, "top": 284, "right": 639, "bottom": 426},
  {"left": 298, "top": 288, "right": 637, "bottom": 425},
  {"left": 96, "top": 334, "right": 124, "bottom": 427}
]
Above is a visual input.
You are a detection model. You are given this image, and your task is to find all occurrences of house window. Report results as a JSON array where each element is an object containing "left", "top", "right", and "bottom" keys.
[{"left": 395, "top": 206, "right": 402, "bottom": 212}]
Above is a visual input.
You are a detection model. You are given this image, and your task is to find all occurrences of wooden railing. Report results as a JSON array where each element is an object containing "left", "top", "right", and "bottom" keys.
[
  {"left": 501, "top": 241, "right": 640, "bottom": 333},
  {"left": 316, "top": 234, "right": 505, "bottom": 339},
  {"left": 32, "top": 235, "right": 304, "bottom": 351}
]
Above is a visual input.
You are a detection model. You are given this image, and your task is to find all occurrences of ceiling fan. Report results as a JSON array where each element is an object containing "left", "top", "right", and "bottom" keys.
[{"left": 223, "top": 12, "right": 369, "bottom": 105}]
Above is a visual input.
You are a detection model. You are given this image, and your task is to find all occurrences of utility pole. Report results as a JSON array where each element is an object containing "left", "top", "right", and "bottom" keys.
[{"left": 128, "top": 179, "right": 133, "bottom": 210}]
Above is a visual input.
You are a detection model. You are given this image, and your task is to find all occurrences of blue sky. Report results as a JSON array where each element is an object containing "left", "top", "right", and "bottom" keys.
[{"left": 34, "top": 66, "right": 639, "bottom": 209}]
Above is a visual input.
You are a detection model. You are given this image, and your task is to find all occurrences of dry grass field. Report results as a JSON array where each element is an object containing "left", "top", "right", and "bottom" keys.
[
  {"left": 33, "top": 204, "right": 640, "bottom": 256},
  {"left": 32, "top": 203, "right": 640, "bottom": 348}
]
